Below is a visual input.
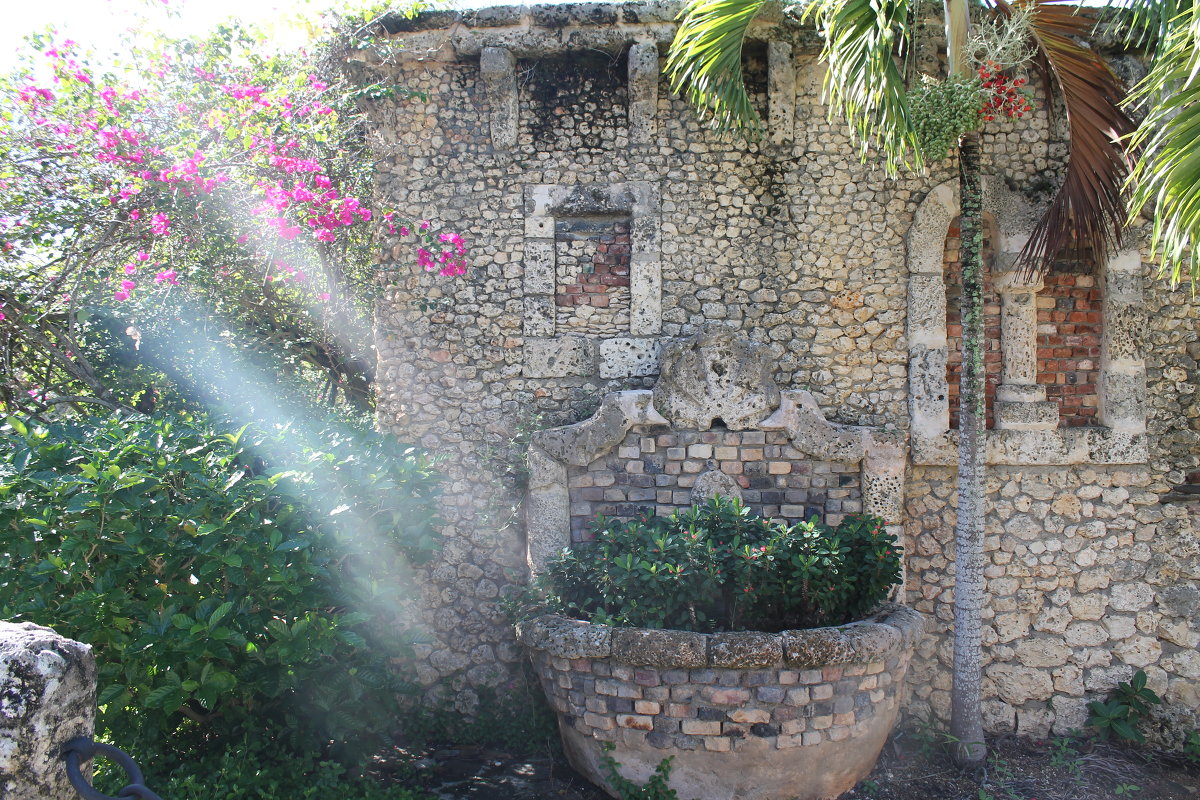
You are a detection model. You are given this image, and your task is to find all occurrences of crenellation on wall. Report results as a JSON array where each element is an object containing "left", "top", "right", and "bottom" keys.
[{"left": 359, "top": 2, "right": 1200, "bottom": 737}]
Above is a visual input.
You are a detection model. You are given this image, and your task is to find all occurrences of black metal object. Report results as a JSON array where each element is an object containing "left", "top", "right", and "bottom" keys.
[{"left": 62, "top": 737, "right": 164, "bottom": 800}]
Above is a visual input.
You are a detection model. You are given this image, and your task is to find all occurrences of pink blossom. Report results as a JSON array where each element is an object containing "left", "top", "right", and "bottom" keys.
[
  {"left": 154, "top": 270, "right": 179, "bottom": 285},
  {"left": 151, "top": 213, "right": 170, "bottom": 236},
  {"left": 136, "top": 251, "right": 149, "bottom": 261},
  {"left": 318, "top": 292, "right": 330, "bottom": 301},
  {"left": 120, "top": 279, "right": 136, "bottom": 291},
  {"left": 123, "top": 264, "right": 137, "bottom": 275},
  {"left": 113, "top": 290, "right": 129, "bottom": 301},
  {"left": 419, "top": 220, "right": 431, "bottom": 232},
  {"left": 416, "top": 248, "right": 435, "bottom": 271}
]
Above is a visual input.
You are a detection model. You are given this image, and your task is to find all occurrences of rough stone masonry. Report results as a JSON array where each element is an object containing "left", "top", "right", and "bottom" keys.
[{"left": 350, "top": 2, "right": 1200, "bottom": 742}]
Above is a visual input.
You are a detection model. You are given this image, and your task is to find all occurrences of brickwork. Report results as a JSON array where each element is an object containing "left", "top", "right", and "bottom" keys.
[
  {"left": 531, "top": 651, "right": 900, "bottom": 751},
  {"left": 1037, "top": 269, "right": 1102, "bottom": 427},
  {"left": 567, "top": 427, "right": 861, "bottom": 541},
  {"left": 555, "top": 217, "right": 631, "bottom": 336}
]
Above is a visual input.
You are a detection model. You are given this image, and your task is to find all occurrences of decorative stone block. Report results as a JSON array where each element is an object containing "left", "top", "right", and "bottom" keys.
[
  {"left": 995, "top": 400, "right": 1059, "bottom": 431},
  {"left": 599, "top": 337, "right": 662, "bottom": 378},
  {"left": 524, "top": 295, "right": 555, "bottom": 338},
  {"left": 627, "top": 42, "right": 659, "bottom": 144},
  {"left": 767, "top": 41, "right": 795, "bottom": 146},
  {"left": 523, "top": 239, "right": 556, "bottom": 295},
  {"left": 479, "top": 46, "right": 517, "bottom": 151},
  {"left": 523, "top": 336, "right": 596, "bottom": 378}
]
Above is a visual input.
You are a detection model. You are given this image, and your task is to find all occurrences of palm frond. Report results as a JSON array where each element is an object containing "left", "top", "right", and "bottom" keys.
[
  {"left": 1126, "top": 5, "right": 1200, "bottom": 284},
  {"left": 665, "top": 0, "right": 770, "bottom": 135},
  {"left": 1014, "top": 0, "right": 1135, "bottom": 276},
  {"left": 1107, "top": 0, "right": 1193, "bottom": 55},
  {"left": 803, "top": 0, "right": 918, "bottom": 174}
]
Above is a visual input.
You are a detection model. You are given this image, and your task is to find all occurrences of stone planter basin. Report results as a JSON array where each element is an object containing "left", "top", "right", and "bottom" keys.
[{"left": 516, "top": 604, "right": 925, "bottom": 800}]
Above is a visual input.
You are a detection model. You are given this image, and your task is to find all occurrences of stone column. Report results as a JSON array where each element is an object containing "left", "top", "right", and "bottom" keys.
[
  {"left": 0, "top": 622, "right": 96, "bottom": 800},
  {"left": 1098, "top": 250, "right": 1146, "bottom": 433},
  {"left": 994, "top": 271, "right": 1058, "bottom": 430},
  {"left": 767, "top": 41, "right": 795, "bottom": 146}
]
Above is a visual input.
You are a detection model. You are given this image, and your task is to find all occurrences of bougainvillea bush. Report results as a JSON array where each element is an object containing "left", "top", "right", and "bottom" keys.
[
  {"left": 0, "top": 16, "right": 463, "bottom": 416},
  {"left": 525, "top": 496, "right": 902, "bottom": 633}
]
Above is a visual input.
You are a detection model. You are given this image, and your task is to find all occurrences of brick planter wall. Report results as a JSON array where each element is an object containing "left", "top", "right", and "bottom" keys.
[{"left": 517, "top": 604, "right": 924, "bottom": 800}]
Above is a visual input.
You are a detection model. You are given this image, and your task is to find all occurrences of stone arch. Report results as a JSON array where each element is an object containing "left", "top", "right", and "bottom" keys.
[{"left": 906, "top": 179, "right": 1147, "bottom": 466}]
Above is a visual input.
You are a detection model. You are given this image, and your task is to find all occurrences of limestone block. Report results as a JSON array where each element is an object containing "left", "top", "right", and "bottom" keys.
[
  {"left": 0, "top": 622, "right": 96, "bottom": 800},
  {"left": 985, "top": 663, "right": 1053, "bottom": 705},
  {"left": 516, "top": 615, "right": 612, "bottom": 659},
  {"left": 523, "top": 238, "right": 556, "bottom": 295},
  {"left": 994, "top": 401, "right": 1058, "bottom": 431},
  {"left": 524, "top": 295, "right": 555, "bottom": 337},
  {"left": 479, "top": 46, "right": 517, "bottom": 151},
  {"left": 767, "top": 41, "right": 795, "bottom": 146},
  {"left": 599, "top": 337, "right": 662, "bottom": 378},
  {"left": 709, "top": 632, "right": 783, "bottom": 669},
  {"left": 629, "top": 254, "right": 662, "bottom": 335},
  {"left": 907, "top": 343, "right": 949, "bottom": 438},
  {"left": 654, "top": 328, "right": 781, "bottom": 430},
  {"left": 525, "top": 447, "right": 570, "bottom": 572},
  {"left": 611, "top": 628, "right": 707, "bottom": 668},
  {"left": 627, "top": 42, "right": 659, "bottom": 144},
  {"left": 1098, "top": 369, "right": 1147, "bottom": 434},
  {"left": 906, "top": 275, "right": 947, "bottom": 343},
  {"left": 523, "top": 337, "right": 596, "bottom": 378}
]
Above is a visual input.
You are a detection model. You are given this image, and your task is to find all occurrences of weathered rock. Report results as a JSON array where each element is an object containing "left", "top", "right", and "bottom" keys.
[{"left": 0, "top": 622, "right": 96, "bottom": 800}]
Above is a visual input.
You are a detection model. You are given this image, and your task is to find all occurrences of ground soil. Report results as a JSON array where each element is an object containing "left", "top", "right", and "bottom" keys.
[{"left": 383, "top": 727, "right": 1200, "bottom": 800}]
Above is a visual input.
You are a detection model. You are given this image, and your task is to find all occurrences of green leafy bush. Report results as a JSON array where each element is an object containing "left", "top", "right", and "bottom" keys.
[
  {"left": 1086, "top": 669, "right": 1162, "bottom": 743},
  {"left": 0, "top": 412, "right": 441, "bottom": 757},
  {"left": 527, "top": 496, "right": 901, "bottom": 632}
]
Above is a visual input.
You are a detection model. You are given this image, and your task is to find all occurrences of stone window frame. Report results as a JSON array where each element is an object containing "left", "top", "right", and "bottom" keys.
[
  {"left": 906, "top": 178, "right": 1147, "bottom": 466},
  {"left": 521, "top": 182, "right": 664, "bottom": 379}
]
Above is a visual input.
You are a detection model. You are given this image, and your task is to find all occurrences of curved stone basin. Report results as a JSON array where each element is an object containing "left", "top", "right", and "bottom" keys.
[{"left": 516, "top": 604, "right": 925, "bottom": 800}]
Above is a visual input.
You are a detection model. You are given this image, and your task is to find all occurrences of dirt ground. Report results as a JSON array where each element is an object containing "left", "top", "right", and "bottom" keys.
[{"left": 391, "top": 727, "right": 1200, "bottom": 800}]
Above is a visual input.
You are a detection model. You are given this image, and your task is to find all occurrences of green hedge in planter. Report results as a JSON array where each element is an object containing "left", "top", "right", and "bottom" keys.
[{"left": 526, "top": 496, "right": 901, "bottom": 632}]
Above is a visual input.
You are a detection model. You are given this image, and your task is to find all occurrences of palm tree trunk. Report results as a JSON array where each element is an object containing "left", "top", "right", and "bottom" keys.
[{"left": 945, "top": 0, "right": 987, "bottom": 768}]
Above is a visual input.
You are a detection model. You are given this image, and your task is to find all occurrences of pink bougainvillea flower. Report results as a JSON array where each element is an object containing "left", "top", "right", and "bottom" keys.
[
  {"left": 120, "top": 279, "right": 136, "bottom": 291},
  {"left": 151, "top": 213, "right": 171, "bottom": 236},
  {"left": 419, "top": 220, "right": 431, "bottom": 232},
  {"left": 154, "top": 269, "right": 179, "bottom": 285},
  {"left": 318, "top": 292, "right": 330, "bottom": 301},
  {"left": 416, "top": 247, "right": 435, "bottom": 271},
  {"left": 136, "top": 251, "right": 150, "bottom": 261},
  {"left": 123, "top": 263, "right": 137, "bottom": 275},
  {"left": 113, "top": 290, "right": 129, "bottom": 301}
]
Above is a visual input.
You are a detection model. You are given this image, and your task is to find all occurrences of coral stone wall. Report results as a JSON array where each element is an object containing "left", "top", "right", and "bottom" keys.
[
  {"left": 359, "top": 2, "right": 1200, "bottom": 736},
  {"left": 567, "top": 427, "right": 861, "bottom": 540}
]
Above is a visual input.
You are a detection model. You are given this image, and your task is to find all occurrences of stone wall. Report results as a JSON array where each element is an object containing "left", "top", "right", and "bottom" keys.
[{"left": 357, "top": 1, "right": 1200, "bottom": 736}]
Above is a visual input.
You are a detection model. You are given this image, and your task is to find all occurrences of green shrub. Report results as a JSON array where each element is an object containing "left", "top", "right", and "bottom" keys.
[
  {"left": 0, "top": 412, "right": 442, "bottom": 757},
  {"left": 526, "top": 496, "right": 901, "bottom": 632},
  {"left": 1086, "top": 669, "right": 1162, "bottom": 743}
]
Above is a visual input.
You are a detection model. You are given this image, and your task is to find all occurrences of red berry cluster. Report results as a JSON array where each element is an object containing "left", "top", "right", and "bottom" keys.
[{"left": 978, "top": 61, "right": 1033, "bottom": 121}]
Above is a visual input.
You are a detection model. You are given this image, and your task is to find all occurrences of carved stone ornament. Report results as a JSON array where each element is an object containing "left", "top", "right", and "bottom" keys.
[{"left": 652, "top": 326, "right": 780, "bottom": 431}]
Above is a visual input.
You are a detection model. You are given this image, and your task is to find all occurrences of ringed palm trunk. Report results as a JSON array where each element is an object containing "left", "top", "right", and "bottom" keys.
[
  {"left": 952, "top": 130, "right": 988, "bottom": 767},
  {"left": 946, "top": 0, "right": 987, "bottom": 768}
]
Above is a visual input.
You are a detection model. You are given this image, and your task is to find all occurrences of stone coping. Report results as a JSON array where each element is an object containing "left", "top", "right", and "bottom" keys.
[{"left": 516, "top": 603, "right": 924, "bottom": 670}]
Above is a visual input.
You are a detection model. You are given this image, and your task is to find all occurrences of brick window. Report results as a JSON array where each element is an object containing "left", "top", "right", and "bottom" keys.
[
  {"left": 1037, "top": 264, "right": 1102, "bottom": 427},
  {"left": 555, "top": 216, "right": 631, "bottom": 336}
]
